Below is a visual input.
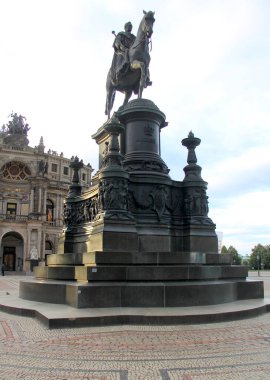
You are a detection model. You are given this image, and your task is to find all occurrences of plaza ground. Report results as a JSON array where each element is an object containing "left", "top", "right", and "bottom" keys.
[{"left": 0, "top": 272, "right": 270, "bottom": 379}]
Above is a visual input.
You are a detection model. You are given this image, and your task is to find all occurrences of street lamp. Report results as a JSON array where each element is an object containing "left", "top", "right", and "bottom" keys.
[{"left": 257, "top": 254, "right": 260, "bottom": 277}]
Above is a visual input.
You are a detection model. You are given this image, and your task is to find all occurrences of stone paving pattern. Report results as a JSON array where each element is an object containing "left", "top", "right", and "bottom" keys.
[{"left": 0, "top": 274, "right": 270, "bottom": 379}]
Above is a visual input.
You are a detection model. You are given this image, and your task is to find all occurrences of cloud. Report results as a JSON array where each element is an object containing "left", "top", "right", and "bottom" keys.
[
  {"left": 0, "top": 0, "right": 269, "bottom": 254},
  {"left": 211, "top": 190, "right": 270, "bottom": 254},
  {"left": 205, "top": 146, "right": 270, "bottom": 196}
]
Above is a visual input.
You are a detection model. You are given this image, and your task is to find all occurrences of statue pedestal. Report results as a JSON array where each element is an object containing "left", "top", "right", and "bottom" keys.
[{"left": 20, "top": 99, "right": 264, "bottom": 310}]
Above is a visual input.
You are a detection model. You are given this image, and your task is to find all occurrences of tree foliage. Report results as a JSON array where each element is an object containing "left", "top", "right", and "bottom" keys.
[
  {"left": 221, "top": 245, "right": 228, "bottom": 254},
  {"left": 221, "top": 243, "right": 270, "bottom": 269},
  {"left": 249, "top": 244, "right": 270, "bottom": 269},
  {"left": 221, "top": 245, "right": 242, "bottom": 265}
]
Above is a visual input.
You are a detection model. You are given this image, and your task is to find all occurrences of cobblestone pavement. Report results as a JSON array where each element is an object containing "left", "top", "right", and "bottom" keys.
[{"left": 0, "top": 275, "right": 270, "bottom": 379}]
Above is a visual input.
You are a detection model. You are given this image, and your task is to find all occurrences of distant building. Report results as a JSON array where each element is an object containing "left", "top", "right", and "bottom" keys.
[
  {"left": 216, "top": 231, "right": 223, "bottom": 253},
  {"left": 0, "top": 113, "right": 93, "bottom": 272}
]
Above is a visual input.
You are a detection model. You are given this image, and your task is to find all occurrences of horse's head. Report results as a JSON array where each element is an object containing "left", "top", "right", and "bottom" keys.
[{"left": 142, "top": 10, "right": 155, "bottom": 38}]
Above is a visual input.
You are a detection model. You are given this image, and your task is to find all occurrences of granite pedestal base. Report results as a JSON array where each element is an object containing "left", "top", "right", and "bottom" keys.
[
  {"left": 19, "top": 278, "right": 264, "bottom": 308},
  {"left": 19, "top": 250, "right": 264, "bottom": 308}
]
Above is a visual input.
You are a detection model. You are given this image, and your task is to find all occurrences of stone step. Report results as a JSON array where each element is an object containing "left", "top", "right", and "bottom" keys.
[
  {"left": 47, "top": 251, "right": 232, "bottom": 266},
  {"left": 35, "top": 266, "right": 76, "bottom": 280},
  {"left": 19, "top": 279, "right": 264, "bottom": 308},
  {"left": 47, "top": 253, "right": 82, "bottom": 266},
  {"left": 35, "top": 264, "right": 247, "bottom": 282},
  {"left": 76, "top": 265, "right": 247, "bottom": 281}
]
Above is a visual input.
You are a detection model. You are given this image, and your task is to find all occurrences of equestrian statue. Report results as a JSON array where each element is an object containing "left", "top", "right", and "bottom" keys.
[{"left": 105, "top": 10, "right": 155, "bottom": 118}]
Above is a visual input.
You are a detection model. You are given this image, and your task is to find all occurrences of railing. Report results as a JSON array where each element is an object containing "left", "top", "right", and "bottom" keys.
[
  {"left": 45, "top": 220, "right": 63, "bottom": 227},
  {"left": 0, "top": 214, "right": 29, "bottom": 221},
  {"left": 0, "top": 214, "right": 63, "bottom": 227}
]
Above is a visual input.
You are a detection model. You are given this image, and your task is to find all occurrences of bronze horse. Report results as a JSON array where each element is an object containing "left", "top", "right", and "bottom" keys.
[{"left": 105, "top": 11, "right": 155, "bottom": 118}]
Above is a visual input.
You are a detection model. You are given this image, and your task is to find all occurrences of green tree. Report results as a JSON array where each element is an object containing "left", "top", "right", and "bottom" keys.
[
  {"left": 249, "top": 244, "right": 270, "bottom": 270},
  {"left": 264, "top": 246, "right": 270, "bottom": 269},
  {"left": 221, "top": 245, "right": 242, "bottom": 265},
  {"left": 228, "top": 245, "right": 242, "bottom": 265},
  {"left": 221, "top": 245, "right": 228, "bottom": 254}
]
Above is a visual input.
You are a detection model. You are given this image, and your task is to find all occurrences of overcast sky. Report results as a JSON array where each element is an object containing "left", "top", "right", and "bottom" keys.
[{"left": 0, "top": 0, "right": 269, "bottom": 255}]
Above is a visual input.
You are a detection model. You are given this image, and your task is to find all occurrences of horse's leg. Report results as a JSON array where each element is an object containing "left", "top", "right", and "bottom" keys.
[
  {"left": 146, "top": 67, "right": 152, "bottom": 87},
  {"left": 123, "top": 89, "right": 132, "bottom": 106},
  {"left": 130, "top": 60, "right": 146, "bottom": 99},
  {"left": 138, "top": 62, "right": 146, "bottom": 98}
]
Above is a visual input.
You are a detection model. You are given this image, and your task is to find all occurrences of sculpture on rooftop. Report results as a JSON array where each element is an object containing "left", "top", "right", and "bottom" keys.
[
  {"left": 1, "top": 112, "right": 30, "bottom": 148},
  {"left": 105, "top": 10, "right": 155, "bottom": 118},
  {"left": 1, "top": 112, "right": 30, "bottom": 136}
]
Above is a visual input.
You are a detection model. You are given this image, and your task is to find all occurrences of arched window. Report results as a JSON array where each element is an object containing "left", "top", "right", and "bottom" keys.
[
  {"left": 46, "top": 199, "right": 54, "bottom": 223},
  {"left": 1, "top": 161, "right": 31, "bottom": 180},
  {"left": 45, "top": 241, "right": 53, "bottom": 251}
]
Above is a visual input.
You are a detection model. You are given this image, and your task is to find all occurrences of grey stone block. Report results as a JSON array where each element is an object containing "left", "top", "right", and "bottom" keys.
[
  {"left": 34, "top": 266, "right": 76, "bottom": 280},
  {"left": 19, "top": 280, "right": 66, "bottom": 304},
  {"left": 206, "top": 253, "right": 232, "bottom": 265},
  {"left": 75, "top": 266, "right": 127, "bottom": 281},
  {"left": 139, "top": 235, "right": 171, "bottom": 252},
  {"left": 66, "top": 283, "right": 121, "bottom": 308},
  {"left": 221, "top": 265, "right": 248, "bottom": 278},
  {"left": 19, "top": 279, "right": 264, "bottom": 308},
  {"left": 83, "top": 251, "right": 208, "bottom": 266},
  {"left": 158, "top": 251, "right": 206, "bottom": 265},
  {"left": 47, "top": 253, "right": 83, "bottom": 266},
  {"left": 188, "top": 266, "right": 222, "bottom": 280},
  {"left": 126, "top": 266, "right": 189, "bottom": 281},
  {"left": 165, "top": 281, "right": 237, "bottom": 306},
  {"left": 237, "top": 280, "right": 264, "bottom": 299},
  {"left": 121, "top": 283, "right": 164, "bottom": 307}
]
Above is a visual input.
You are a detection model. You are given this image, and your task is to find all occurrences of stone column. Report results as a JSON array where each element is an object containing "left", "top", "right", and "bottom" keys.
[
  {"left": 43, "top": 188, "right": 47, "bottom": 216},
  {"left": 57, "top": 193, "right": 63, "bottom": 226},
  {"left": 37, "top": 228, "right": 42, "bottom": 260},
  {"left": 38, "top": 188, "right": 42, "bottom": 213},
  {"left": 30, "top": 189, "right": 34, "bottom": 213},
  {"left": 55, "top": 193, "right": 58, "bottom": 216},
  {"left": 27, "top": 229, "right": 31, "bottom": 258}
]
